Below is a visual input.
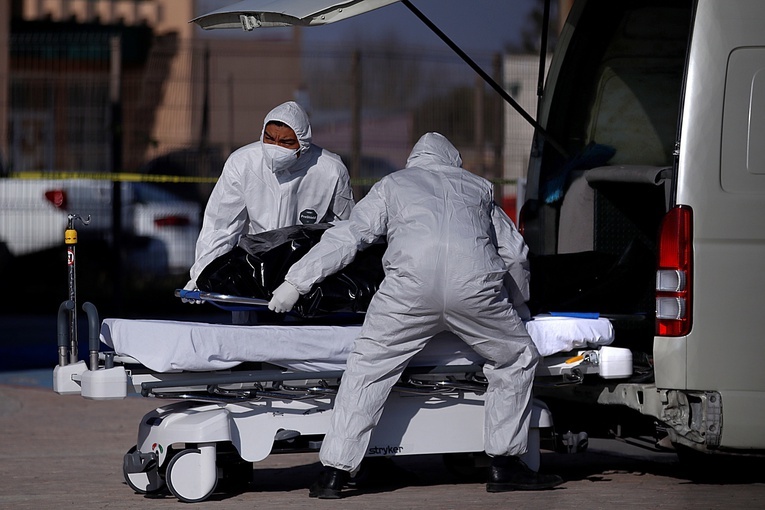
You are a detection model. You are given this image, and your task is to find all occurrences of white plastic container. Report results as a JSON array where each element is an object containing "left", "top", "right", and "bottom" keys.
[{"left": 598, "top": 346, "right": 633, "bottom": 379}]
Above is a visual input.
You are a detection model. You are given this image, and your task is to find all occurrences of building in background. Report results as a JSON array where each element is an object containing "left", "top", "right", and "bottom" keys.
[
  {"left": 1, "top": 0, "right": 570, "bottom": 213},
  {"left": 1, "top": 0, "right": 302, "bottom": 188},
  {"left": 0, "top": 0, "right": 574, "bottom": 314},
  {"left": 0, "top": 1, "right": 9, "bottom": 173}
]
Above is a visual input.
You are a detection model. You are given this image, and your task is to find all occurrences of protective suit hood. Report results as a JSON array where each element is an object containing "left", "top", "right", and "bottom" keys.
[
  {"left": 186, "top": 101, "right": 354, "bottom": 289},
  {"left": 405, "top": 132, "right": 462, "bottom": 169},
  {"left": 260, "top": 101, "right": 312, "bottom": 155}
]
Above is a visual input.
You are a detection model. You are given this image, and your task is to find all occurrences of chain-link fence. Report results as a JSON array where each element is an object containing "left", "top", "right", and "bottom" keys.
[{"left": 2, "top": 30, "right": 543, "bottom": 316}]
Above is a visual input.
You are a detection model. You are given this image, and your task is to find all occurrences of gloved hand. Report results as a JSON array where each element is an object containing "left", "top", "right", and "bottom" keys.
[
  {"left": 181, "top": 280, "right": 203, "bottom": 305},
  {"left": 268, "top": 281, "right": 301, "bottom": 313}
]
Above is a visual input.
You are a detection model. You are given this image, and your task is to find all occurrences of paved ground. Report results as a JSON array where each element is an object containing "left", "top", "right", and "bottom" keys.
[{"left": 2, "top": 372, "right": 765, "bottom": 509}]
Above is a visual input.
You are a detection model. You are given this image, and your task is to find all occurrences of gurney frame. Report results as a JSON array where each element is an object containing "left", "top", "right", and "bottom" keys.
[{"left": 52, "top": 299, "right": 630, "bottom": 503}]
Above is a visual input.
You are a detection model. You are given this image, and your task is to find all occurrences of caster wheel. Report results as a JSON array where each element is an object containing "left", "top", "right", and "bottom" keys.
[
  {"left": 123, "top": 445, "right": 164, "bottom": 494},
  {"left": 165, "top": 447, "right": 218, "bottom": 503}
]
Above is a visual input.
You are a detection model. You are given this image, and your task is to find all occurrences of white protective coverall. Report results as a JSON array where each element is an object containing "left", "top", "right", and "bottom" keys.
[
  {"left": 186, "top": 101, "right": 354, "bottom": 290},
  {"left": 282, "top": 132, "right": 539, "bottom": 472}
]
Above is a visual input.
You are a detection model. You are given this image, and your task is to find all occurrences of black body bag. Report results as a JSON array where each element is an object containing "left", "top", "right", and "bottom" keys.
[{"left": 196, "top": 223, "right": 386, "bottom": 318}]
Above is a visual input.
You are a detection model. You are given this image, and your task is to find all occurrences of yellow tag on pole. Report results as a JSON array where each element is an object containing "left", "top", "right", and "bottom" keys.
[{"left": 64, "top": 229, "right": 78, "bottom": 245}]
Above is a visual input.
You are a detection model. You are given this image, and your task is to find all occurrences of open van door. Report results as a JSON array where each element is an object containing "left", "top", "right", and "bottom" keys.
[{"left": 191, "top": 0, "right": 400, "bottom": 29}]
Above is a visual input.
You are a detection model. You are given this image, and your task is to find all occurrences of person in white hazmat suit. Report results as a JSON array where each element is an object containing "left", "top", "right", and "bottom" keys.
[
  {"left": 182, "top": 101, "right": 354, "bottom": 320},
  {"left": 268, "top": 132, "right": 564, "bottom": 497}
]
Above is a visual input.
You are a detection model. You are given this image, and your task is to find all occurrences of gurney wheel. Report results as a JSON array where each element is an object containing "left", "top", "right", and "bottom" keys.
[
  {"left": 165, "top": 446, "right": 219, "bottom": 503},
  {"left": 123, "top": 446, "right": 165, "bottom": 494}
]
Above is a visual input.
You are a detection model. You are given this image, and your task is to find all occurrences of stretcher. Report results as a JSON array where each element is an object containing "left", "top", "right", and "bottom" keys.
[{"left": 53, "top": 294, "right": 631, "bottom": 503}]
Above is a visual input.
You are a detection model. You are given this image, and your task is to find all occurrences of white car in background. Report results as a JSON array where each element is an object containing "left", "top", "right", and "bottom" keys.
[
  {"left": 0, "top": 178, "right": 70, "bottom": 259},
  {"left": 126, "top": 182, "right": 201, "bottom": 275},
  {"left": 0, "top": 178, "right": 201, "bottom": 275}
]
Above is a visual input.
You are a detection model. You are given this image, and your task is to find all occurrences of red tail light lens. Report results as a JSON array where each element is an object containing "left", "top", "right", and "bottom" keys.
[
  {"left": 154, "top": 215, "right": 190, "bottom": 227},
  {"left": 44, "top": 189, "right": 67, "bottom": 209},
  {"left": 518, "top": 202, "right": 528, "bottom": 237},
  {"left": 655, "top": 205, "right": 692, "bottom": 336}
]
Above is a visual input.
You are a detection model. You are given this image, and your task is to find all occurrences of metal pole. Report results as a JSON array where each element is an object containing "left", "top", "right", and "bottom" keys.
[
  {"left": 57, "top": 300, "right": 74, "bottom": 366},
  {"left": 538, "top": 0, "right": 551, "bottom": 98},
  {"left": 200, "top": 44, "right": 210, "bottom": 149},
  {"left": 110, "top": 35, "right": 123, "bottom": 313},
  {"left": 492, "top": 53, "right": 504, "bottom": 207},
  {"left": 227, "top": 73, "right": 234, "bottom": 156},
  {"left": 64, "top": 214, "right": 90, "bottom": 363},
  {"left": 65, "top": 216, "right": 78, "bottom": 364},
  {"left": 83, "top": 302, "right": 100, "bottom": 371},
  {"left": 350, "top": 49, "right": 362, "bottom": 199},
  {"left": 474, "top": 73, "right": 485, "bottom": 173}
]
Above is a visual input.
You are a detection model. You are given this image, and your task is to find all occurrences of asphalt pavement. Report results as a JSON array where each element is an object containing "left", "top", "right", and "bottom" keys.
[
  {"left": 2, "top": 315, "right": 765, "bottom": 509},
  {"left": 3, "top": 371, "right": 765, "bottom": 509}
]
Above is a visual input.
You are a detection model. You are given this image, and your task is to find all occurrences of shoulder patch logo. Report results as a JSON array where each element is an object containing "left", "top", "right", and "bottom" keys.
[{"left": 299, "top": 209, "right": 318, "bottom": 224}]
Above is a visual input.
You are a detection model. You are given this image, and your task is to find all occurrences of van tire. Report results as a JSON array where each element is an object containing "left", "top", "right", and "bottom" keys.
[{"left": 675, "top": 445, "right": 765, "bottom": 483}]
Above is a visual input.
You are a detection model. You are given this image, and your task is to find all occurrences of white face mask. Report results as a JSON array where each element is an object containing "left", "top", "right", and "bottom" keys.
[{"left": 263, "top": 143, "right": 299, "bottom": 173}]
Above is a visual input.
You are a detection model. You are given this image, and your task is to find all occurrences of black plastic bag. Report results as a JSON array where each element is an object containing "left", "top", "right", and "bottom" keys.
[
  {"left": 527, "top": 238, "right": 655, "bottom": 316},
  {"left": 196, "top": 223, "right": 386, "bottom": 318}
]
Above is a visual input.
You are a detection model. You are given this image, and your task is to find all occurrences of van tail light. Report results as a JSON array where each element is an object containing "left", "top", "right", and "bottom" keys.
[
  {"left": 44, "top": 189, "right": 67, "bottom": 209},
  {"left": 655, "top": 205, "right": 692, "bottom": 336},
  {"left": 154, "top": 215, "right": 190, "bottom": 228},
  {"left": 517, "top": 202, "right": 529, "bottom": 237}
]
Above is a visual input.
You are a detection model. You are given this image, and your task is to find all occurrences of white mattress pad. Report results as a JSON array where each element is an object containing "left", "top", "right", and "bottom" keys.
[{"left": 99, "top": 315, "right": 614, "bottom": 373}]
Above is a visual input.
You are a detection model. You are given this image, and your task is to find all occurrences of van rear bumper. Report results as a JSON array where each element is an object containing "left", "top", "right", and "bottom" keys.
[
  {"left": 596, "top": 383, "right": 721, "bottom": 450},
  {"left": 536, "top": 382, "right": 723, "bottom": 451}
]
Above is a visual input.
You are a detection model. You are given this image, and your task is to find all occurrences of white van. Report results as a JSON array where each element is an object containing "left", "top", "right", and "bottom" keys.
[
  {"left": 520, "top": 0, "right": 765, "bottom": 459},
  {"left": 194, "top": 0, "right": 765, "bottom": 460}
]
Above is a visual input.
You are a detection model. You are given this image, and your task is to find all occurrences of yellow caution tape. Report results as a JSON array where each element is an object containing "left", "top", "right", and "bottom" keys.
[
  {"left": 9, "top": 171, "right": 518, "bottom": 187},
  {"left": 10, "top": 171, "right": 219, "bottom": 184}
]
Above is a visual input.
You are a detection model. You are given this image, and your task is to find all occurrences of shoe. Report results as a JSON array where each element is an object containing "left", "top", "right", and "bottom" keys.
[
  {"left": 309, "top": 466, "right": 349, "bottom": 499},
  {"left": 486, "top": 456, "right": 564, "bottom": 492}
]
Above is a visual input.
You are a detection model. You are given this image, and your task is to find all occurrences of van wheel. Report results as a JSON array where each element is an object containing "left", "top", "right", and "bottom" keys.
[{"left": 675, "top": 445, "right": 765, "bottom": 483}]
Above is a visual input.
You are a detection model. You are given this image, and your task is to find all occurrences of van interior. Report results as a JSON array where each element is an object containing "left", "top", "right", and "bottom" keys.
[{"left": 523, "top": 0, "right": 693, "bottom": 356}]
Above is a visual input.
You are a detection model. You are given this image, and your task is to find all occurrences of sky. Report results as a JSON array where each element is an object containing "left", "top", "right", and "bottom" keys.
[
  {"left": 195, "top": 0, "right": 539, "bottom": 57},
  {"left": 300, "top": 0, "right": 538, "bottom": 55}
]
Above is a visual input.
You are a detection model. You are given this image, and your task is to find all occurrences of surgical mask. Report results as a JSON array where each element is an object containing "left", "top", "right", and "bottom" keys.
[{"left": 263, "top": 143, "right": 300, "bottom": 173}]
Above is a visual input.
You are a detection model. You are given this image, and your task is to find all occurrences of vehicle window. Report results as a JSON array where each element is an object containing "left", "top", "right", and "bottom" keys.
[
  {"left": 544, "top": 0, "right": 691, "bottom": 169},
  {"left": 722, "top": 47, "right": 765, "bottom": 193}
]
